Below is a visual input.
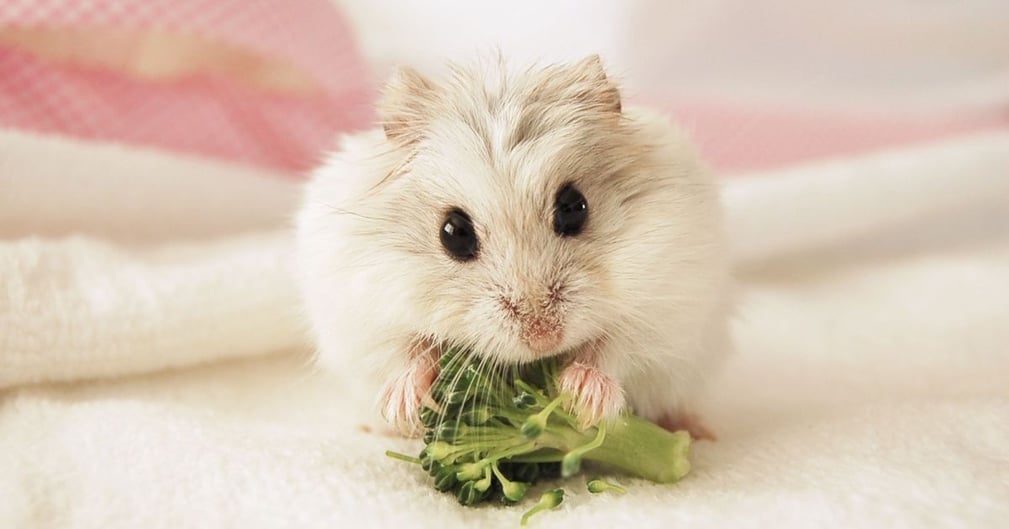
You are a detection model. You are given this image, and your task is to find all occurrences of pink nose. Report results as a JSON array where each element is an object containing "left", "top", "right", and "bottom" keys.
[{"left": 522, "top": 318, "right": 564, "bottom": 353}]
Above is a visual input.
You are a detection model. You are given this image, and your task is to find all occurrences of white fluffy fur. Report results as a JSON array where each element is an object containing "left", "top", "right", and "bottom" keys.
[{"left": 295, "top": 57, "right": 732, "bottom": 430}]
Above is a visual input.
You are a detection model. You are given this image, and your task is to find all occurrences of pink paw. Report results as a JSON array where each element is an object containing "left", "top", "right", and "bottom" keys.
[
  {"left": 658, "top": 411, "right": 717, "bottom": 442},
  {"left": 559, "top": 361, "right": 625, "bottom": 429},
  {"left": 380, "top": 348, "right": 437, "bottom": 438}
]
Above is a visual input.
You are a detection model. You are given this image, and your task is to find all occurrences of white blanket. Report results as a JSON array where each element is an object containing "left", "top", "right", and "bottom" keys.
[{"left": 2, "top": 128, "right": 1008, "bottom": 528}]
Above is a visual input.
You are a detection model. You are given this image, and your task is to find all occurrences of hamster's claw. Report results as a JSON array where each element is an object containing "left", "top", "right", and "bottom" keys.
[
  {"left": 559, "top": 361, "right": 625, "bottom": 430},
  {"left": 379, "top": 375, "right": 424, "bottom": 438},
  {"left": 380, "top": 344, "right": 438, "bottom": 438}
]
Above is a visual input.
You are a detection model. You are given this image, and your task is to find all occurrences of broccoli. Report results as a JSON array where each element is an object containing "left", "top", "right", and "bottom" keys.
[
  {"left": 586, "top": 477, "right": 627, "bottom": 495},
  {"left": 387, "top": 346, "right": 692, "bottom": 509},
  {"left": 521, "top": 489, "right": 564, "bottom": 526}
]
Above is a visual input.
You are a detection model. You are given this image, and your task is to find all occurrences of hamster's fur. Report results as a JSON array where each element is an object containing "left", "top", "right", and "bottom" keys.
[{"left": 295, "top": 55, "right": 733, "bottom": 437}]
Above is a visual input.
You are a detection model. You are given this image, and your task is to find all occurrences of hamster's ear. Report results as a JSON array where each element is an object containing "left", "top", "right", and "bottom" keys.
[
  {"left": 567, "top": 54, "right": 621, "bottom": 114},
  {"left": 379, "top": 66, "right": 436, "bottom": 145}
]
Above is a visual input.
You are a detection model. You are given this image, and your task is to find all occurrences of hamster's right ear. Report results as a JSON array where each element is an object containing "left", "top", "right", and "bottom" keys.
[{"left": 379, "top": 66, "right": 437, "bottom": 146}]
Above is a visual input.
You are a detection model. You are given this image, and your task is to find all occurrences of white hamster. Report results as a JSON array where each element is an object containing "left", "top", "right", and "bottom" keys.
[{"left": 295, "top": 55, "right": 733, "bottom": 438}]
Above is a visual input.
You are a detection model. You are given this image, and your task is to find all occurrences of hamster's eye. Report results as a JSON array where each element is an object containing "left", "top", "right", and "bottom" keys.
[
  {"left": 553, "top": 183, "right": 588, "bottom": 237},
  {"left": 440, "top": 209, "right": 479, "bottom": 261}
]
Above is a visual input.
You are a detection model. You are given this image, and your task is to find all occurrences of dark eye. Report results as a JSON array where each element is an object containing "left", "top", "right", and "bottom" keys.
[
  {"left": 553, "top": 183, "right": 588, "bottom": 237},
  {"left": 440, "top": 209, "right": 479, "bottom": 261}
]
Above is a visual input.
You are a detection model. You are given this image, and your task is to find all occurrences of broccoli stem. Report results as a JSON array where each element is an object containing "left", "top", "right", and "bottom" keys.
[
  {"left": 514, "top": 414, "right": 691, "bottom": 483},
  {"left": 573, "top": 415, "right": 692, "bottom": 483},
  {"left": 521, "top": 489, "right": 564, "bottom": 526},
  {"left": 384, "top": 450, "right": 423, "bottom": 464},
  {"left": 560, "top": 421, "right": 606, "bottom": 476},
  {"left": 586, "top": 477, "right": 627, "bottom": 495}
]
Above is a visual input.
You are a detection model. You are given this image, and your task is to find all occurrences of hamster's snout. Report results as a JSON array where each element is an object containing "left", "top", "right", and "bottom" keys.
[
  {"left": 522, "top": 314, "right": 564, "bottom": 353},
  {"left": 499, "top": 284, "right": 567, "bottom": 354}
]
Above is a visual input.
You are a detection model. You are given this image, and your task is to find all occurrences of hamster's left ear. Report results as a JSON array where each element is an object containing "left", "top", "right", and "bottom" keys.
[
  {"left": 568, "top": 54, "right": 621, "bottom": 114},
  {"left": 379, "top": 65, "right": 437, "bottom": 146}
]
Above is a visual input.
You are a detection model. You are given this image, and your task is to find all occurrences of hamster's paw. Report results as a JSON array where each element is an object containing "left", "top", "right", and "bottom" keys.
[
  {"left": 658, "top": 411, "right": 717, "bottom": 441},
  {"left": 379, "top": 373, "right": 425, "bottom": 437},
  {"left": 380, "top": 342, "right": 438, "bottom": 438},
  {"left": 559, "top": 360, "right": 626, "bottom": 430}
]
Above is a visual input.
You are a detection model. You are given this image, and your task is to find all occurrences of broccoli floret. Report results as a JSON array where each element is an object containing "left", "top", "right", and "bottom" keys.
[
  {"left": 388, "top": 346, "right": 692, "bottom": 508},
  {"left": 586, "top": 477, "right": 627, "bottom": 495},
  {"left": 521, "top": 489, "right": 564, "bottom": 526}
]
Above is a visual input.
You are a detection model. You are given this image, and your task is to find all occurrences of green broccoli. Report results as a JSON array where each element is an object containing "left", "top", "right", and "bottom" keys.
[
  {"left": 521, "top": 489, "right": 565, "bottom": 526},
  {"left": 586, "top": 477, "right": 627, "bottom": 495},
  {"left": 387, "top": 346, "right": 692, "bottom": 508}
]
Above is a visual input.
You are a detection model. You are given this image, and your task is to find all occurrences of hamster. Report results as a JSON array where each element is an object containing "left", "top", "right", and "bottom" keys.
[{"left": 295, "top": 55, "right": 733, "bottom": 439}]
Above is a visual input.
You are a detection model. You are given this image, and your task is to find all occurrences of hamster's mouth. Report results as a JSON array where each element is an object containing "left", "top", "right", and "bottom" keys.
[
  {"left": 435, "top": 331, "right": 602, "bottom": 368},
  {"left": 520, "top": 334, "right": 605, "bottom": 366},
  {"left": 557, "top": 334, "right": 606, "bottom": 362},
  {"left": 436, "top": 341, "right": 569, "bottom": 367}
]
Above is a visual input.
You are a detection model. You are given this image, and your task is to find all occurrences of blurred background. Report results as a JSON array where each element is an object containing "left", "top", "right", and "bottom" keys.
[
  {"left": 1, "top": 0, "right": 1006, "bottom": 233},
  {"left": 345, "top": 0, "right": 1009, "bottom": 173}
]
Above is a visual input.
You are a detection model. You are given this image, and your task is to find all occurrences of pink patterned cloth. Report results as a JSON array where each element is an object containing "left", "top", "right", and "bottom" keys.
[
  {"left": 645, "top": 98, "right": 1009, "bottom": 174},
  {"left": 0, "top": 0, "right": 375, "bottom": 175},
  {"left": 1, "top": 0, "right": 1003, "bottom": 177}
]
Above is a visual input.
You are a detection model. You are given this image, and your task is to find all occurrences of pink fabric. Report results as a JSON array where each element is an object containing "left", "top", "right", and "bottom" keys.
[
  {"left": 0, "top": 0, "right": 1004, "bottom": 176},
  {"left": 0, "top": 0, "right": 369, "bottom": 96},
  {"left": 0, "top": 0, "right": 375, "bottom": 174},
  {"left": 646, "top": 98, "right": 1009, "bottom": 174}
]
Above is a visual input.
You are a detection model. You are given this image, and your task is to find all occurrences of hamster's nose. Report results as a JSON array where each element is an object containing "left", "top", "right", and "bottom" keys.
[
  {"left": 521, "top": 316, "right": 564, "bottom": 353},
  {"left": 498, "top": 288, "right": 567, "bottom": 354}
]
